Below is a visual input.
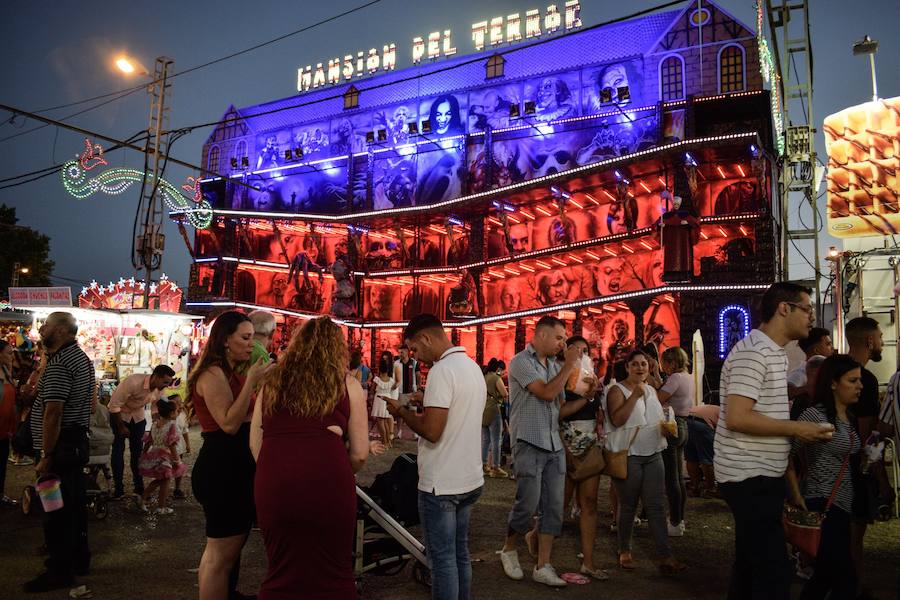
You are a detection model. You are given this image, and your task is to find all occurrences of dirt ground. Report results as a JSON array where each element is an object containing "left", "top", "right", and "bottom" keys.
[{"left": 1, "top": 428, "right": 898, "bottom": 599}]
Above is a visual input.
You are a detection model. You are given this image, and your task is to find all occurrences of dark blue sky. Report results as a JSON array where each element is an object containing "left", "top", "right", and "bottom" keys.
[{"left": 1, "top": 0, "right": 897, "bottom": 293}]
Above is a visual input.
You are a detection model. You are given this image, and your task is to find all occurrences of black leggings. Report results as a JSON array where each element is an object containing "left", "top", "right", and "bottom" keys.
[
  {"left": 799, "top": 498, "right": 856, "bottom": 600},
  {"left": 662, "top": 416, "right": 688, "bottom": 524}
]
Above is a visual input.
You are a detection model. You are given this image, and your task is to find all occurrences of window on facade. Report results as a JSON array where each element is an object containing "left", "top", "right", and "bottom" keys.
[
  {"left": 208, "top": 146, "right": 220, "bottom": 175},
  {"left": 343, "top": 86, "right": 359, "bottom": 110},
  {"left": 234, "top": 140, "right": 247, "bottom": 168},
  {"left": 719, "top": 45, "right": 745, "bottom": 93},
  {"left": 660, "top": 55, "right": 684, "bottom": 101},
  {"left": 486, "top": 54, "right": 505, "bottom": 79}
]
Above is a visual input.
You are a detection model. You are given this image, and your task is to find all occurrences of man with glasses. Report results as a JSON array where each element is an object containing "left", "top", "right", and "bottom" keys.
[{"left": 715, "top": 282, "right": 836, "bottom": 600}]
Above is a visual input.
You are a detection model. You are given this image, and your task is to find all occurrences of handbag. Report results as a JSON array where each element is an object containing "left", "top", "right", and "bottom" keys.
[
  {"left": 11, "top": 417, "right": 34, "bottom": 455},
  {"left": 567, "top": 444, "right": 606, "bottom": 481},
  {"left": 602, "top": 427, "right": 640, "bottom": 480},
  {"left": 783, "top": 455, "right": 849, "bottom": 558}
]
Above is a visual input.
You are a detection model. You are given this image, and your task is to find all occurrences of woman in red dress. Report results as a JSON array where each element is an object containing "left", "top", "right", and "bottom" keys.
[
  {"left": 251, "top": 317, "right": 369, "bottom": 599},
  {"left": 187, "top": 311, "right": 273, "bottom": 600}
]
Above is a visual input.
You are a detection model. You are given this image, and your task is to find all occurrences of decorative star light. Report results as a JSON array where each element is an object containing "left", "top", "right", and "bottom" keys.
[
  {"left": 90, "top": 280, "right": 98, "bottom": 289},
  {"left": 117, "top": 278, "right": 126, "bottom": 287},
  {"left": 137, "top": 281, "right": 146, "bottom": 291},
  {"left": 128, "top": 277, "right": 136, "bottom": 286},
  {"left": 81, "top": 287, "right": 88, "bottom": 296},
  {"left": 160, "top": 273, "right": 169, "bottom": 281},
  {"left": 149, "top": 283, "right": 158, "bottom": 294}
]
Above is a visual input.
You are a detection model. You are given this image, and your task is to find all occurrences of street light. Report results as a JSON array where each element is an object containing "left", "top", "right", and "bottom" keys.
[
  {"left": 852, "top": 35, "right": 879, "bottom": 102},
  {"left": 115, "top": 53, "right": 174, "bottom": 309}
]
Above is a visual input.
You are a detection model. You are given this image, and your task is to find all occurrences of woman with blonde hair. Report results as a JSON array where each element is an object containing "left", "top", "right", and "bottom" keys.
[
  {"left": 656, "top": 346, "right": 694, "bottom": 536},
  {"left": 250, "top": 316, "right": 368, "bottom": 599}
]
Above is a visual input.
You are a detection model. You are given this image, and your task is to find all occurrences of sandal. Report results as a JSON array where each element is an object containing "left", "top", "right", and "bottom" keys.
[
  {"left": 658, "top": 558, "right": 687, "bottom": 576},
  {"left": 618, "top": 552, "right": 635, "bottom": 570},
  {"left": 580, "top": 565, "right": 610, "bottom": 580}
]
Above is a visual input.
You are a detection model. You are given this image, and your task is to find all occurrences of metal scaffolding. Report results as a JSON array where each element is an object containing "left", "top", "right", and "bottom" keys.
[{"left": 765, "top": 0, "right": 823, "bottom": 316}]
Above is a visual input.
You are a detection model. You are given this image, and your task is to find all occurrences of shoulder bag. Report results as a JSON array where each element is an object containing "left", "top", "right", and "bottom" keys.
[
  {"left": 782, "top": 454, "right": 849, "bottom": 558},
  {"left": 602, "top": 427, "right": 640, "bottom": 480}
]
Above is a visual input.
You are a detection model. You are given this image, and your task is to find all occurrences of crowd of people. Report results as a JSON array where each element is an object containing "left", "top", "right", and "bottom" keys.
[{"left": 1, "top": 282, "right": 898, "bottom": 599}]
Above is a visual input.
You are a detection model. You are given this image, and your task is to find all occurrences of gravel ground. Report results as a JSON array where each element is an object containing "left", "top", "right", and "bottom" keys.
[{"left": 1, "top": 427, "right": 898, "bottom": 599}]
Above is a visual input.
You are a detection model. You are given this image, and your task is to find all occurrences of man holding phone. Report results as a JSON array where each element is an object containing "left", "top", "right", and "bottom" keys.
[{"left": 385, "top": 314, "right": 485, "bottom": 600}]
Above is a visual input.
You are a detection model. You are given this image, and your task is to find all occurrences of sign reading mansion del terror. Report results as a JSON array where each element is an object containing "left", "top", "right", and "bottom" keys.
[{"left": 296, "top": 2, "right": 584, "bottom": 92}]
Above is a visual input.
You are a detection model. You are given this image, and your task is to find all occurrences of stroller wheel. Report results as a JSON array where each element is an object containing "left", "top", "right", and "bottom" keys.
[
  {"left": 94, "top": 497, "right": 109, "bottom": 520},
  {"left": 412, "top": 561, "right": 431, "bottom": 587}
]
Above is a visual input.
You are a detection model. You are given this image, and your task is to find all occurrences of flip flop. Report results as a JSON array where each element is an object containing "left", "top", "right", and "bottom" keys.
[{"left": 561, "top": 572, "right": 590, "bottom": 585}]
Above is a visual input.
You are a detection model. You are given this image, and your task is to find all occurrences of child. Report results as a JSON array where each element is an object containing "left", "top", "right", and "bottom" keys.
[
  {"left": 370, "top": 354, "right": 398, "bottom": 448},
  {"left": 138, "top": 400, "right": 186, "bottom": 515},
  {"left": 167, "top": 395, "right": 191, "bottom": 500}
]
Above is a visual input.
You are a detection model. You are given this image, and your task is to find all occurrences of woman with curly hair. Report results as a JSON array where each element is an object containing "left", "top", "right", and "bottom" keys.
[
  {"left": 187, "top": 311, "right": 273, "bottom": 600},
  {"left": 250, "top": 316, "right": 368, "bottom": 599}
]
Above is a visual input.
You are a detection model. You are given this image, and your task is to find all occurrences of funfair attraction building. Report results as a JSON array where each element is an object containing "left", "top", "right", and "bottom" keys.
[{"left": 174, "top": 0, "right": 783, "bottom": 385}]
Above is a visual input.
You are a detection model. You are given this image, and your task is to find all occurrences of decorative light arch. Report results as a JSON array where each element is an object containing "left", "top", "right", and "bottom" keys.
[{"left": 719, "top": 304, "right": 750, "bottom": 358}]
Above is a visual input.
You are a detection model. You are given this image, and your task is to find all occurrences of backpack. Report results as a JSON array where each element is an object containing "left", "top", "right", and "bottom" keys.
[{"left": 366, "top": 453, "right": 420, "bottom": 526}]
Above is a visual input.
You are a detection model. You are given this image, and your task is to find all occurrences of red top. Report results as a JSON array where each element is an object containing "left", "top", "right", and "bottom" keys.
[
  {"left": 261, "top": 389, "right": 350, "bottom": 439},
  {"left": 191, "top": 369, "right": 252, "bottom": 433},
  {"left": 0, "top": 382, "right": 16, "bottom": 438}
]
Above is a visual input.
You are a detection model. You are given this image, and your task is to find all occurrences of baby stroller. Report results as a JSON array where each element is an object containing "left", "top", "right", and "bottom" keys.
[
  {"left": 85, "top": 404, "right": 114, "bottom": 519},
  {"left": 355, "top": 453, "right": 429, "bottom": 587}
]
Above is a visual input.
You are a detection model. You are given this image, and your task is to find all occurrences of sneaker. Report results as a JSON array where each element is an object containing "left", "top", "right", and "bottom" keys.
[
  {"left": 23, "top": 571, "right": 75, "bottom": 593},
  {"left": 1, "top": 495, "right": 18, "bottom": 507},
  {"left": 483, "top": 465, "right": 492, "bottom": 476},
  {"left": 532, "top": 564, "right": 567, "bottom": 587},
  {"left": 499, "top": 549, "right": 524, "bottom": 580},
  {"left": 667, "top": 521, "right": 685, "bottom": 537},
  {"left": 155, "top": 507, "right": 174, "bottom": 515},
  {"left": 490, "top": 467, "right": 508, "bottom": 478},
  {"left": 14, "top": 456, "right": 34, "bottom": 466},
  {"left": 796, "top": 564, "right": 814, "bottom": 580}
]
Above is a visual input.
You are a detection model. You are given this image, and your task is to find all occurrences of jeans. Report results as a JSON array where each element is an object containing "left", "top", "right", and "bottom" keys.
[
  {"left": 481, "top": 413, "right": 502, "bottom": 466},
  {"left": 507, "top": 442, "right": 565, "bottom": 536},
  {"left": 111, "top": 418, "right": 146, "bottom": 495},
  {"left": 799, "top": 498, "right": 856, "bottom": 600},
  {"left": 719, "top": 476, "right": 791, "bottom": 600},
  {"left": 418, "top": 486, "right": 483, "bottom": 600},
  {"left": 662, "top": 416, "right": 688, "bottom": 524},
  {"left": 613, "top": 452, "right": 670, "bottom": 557}
]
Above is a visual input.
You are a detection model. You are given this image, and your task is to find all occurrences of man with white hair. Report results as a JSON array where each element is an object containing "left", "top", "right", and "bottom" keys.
[{"left": 247, "top": 310, "right": 277, "bottom": 365}]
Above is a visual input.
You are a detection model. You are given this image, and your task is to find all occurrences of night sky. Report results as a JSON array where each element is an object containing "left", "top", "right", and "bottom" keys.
[{"left": 1, "top": 0, "right": 897, "bottom": 295}]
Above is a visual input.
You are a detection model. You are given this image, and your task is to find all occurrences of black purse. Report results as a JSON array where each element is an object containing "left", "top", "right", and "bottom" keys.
[{"left": 11, "top": 418, "right": 34, "bottom": 455}]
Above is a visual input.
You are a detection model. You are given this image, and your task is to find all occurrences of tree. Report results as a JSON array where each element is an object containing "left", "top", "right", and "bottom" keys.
[{"left": 0, "top": 204, "right": 55, "bottom": 295}]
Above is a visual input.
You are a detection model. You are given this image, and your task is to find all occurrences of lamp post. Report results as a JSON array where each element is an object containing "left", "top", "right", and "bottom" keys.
[
  {"left": 116, "top": 55, "right": 174, "bottom": 310},
  {"left": 852, "top": 35, "right": 879, "bottom": 102},
  {"left": 10, "top": 262, "right": 29, "bottom": 287}
]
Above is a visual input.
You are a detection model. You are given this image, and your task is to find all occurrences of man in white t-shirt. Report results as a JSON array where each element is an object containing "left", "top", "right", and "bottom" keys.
[
  {"left": 715, "top": 282, "right": 835, "bottom": 600},
  {"left": 385, "top": 314, "right": 485, "bottom": 600},
  {"left": 786, "top": 326, "right": 833, "bottom": 394}
]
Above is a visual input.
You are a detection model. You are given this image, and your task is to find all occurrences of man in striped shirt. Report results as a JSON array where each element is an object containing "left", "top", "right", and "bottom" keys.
[
  {"left": 714, "top": 283, "right": 835, "bottom": 600},
  {"left": 25, "top": 312, "right": 94, "bottom": 594}
]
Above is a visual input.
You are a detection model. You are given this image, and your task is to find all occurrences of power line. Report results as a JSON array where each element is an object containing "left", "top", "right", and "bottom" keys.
[
  {"left": 0, "top": 0, "right": 386, "bottom": 137},
  {"left": 0, "top": 87, "right": 143, "bottom": 144}
]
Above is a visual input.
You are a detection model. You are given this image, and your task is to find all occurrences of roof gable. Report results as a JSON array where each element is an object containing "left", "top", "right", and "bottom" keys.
[
  {"left": 205, "top": 105, "right": 252, "bottom": 146},
  {"left": 650, "top": 0, "right": 755, "bottom": 54}
]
